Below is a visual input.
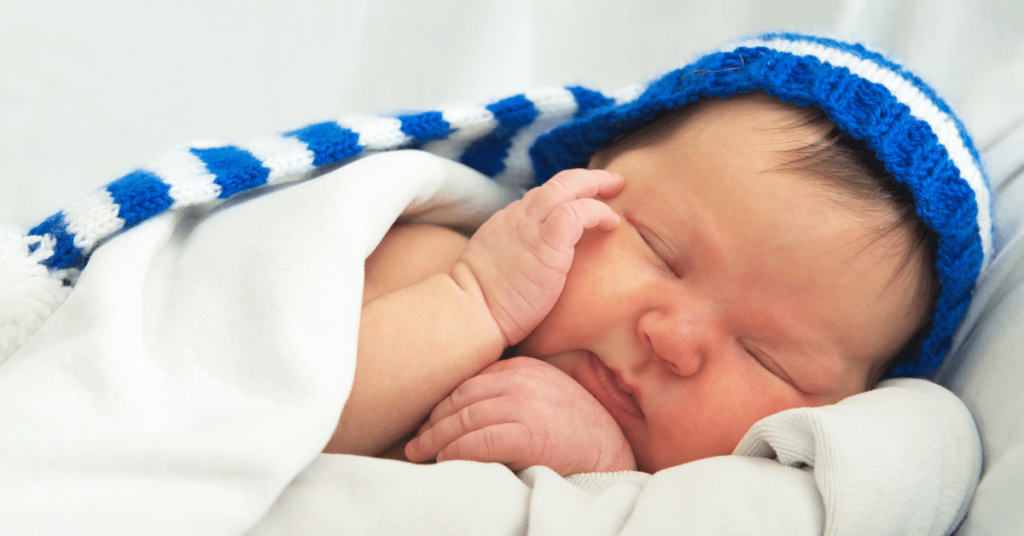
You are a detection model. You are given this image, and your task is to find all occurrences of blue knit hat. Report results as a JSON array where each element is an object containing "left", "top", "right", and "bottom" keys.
[
  {"left": 9, "top": 33, "right": 991, "bottom": 377},
  {"left": 530, "top": 32, "right": 993, "bottom": 377}
]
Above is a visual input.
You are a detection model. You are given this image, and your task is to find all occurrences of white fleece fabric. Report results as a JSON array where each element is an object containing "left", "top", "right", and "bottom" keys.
[
  {"left": 0, "top": 150, "right": 980, "bottom": 535},
  {"left": 249, "top": 378, "right": 980, "bottom": 536}
]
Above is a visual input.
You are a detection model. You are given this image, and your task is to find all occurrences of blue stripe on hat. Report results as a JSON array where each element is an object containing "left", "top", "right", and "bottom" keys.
[
  {"left": 285, "top": 122, "right": 363, "bottom": 167},
  {"left": 190, "top": 146, "right": 271, "bottom": 200},
  {"left": 460, "top": 95, "right": 539, "bottom": 176},
  {"left": 567, "top": 86, "right": 615, "bottom": 118},
  {"left": 398, "top": 111, "right": 452, "bottom": 144},
  {"left": 29, "top": 212, "right": 85, "bottom": 270},
  {"left": 488, "top": 94, "right": 540, "bottom": 131},
  {"left": 106, "top": 170, "right": 174, "bottom": 228}
]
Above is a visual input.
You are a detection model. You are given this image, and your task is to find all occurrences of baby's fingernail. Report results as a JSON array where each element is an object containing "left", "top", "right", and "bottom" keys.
[{"left": 405, "top": 439, "right": 419, "bottom": 458}]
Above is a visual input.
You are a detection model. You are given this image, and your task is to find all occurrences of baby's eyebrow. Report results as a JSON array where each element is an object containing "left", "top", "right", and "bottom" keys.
[{"left": 650, "top": 205, "right": 720, "bottom": 271}]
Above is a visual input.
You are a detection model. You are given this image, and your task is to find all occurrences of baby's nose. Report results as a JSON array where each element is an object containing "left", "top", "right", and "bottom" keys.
[{"left": 636, "top": 307, "right": 723, "bottom": 378}]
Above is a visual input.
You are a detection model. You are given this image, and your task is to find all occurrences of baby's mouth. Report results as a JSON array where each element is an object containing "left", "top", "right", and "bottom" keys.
[{"left": 588, "top": 352, "right": 644, "bottom": 420}]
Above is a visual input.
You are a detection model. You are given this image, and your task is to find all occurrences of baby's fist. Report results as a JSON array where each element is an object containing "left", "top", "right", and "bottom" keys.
[
  {"left": 452, "top": 169, "right": 624, "bottom": 346},
  {"left": 406, "top": 357, "right": 637, "bottom": 475}
]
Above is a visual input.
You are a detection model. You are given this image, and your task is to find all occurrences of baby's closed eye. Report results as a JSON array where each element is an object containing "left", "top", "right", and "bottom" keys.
[
  {"left": 741, "top": 341, "right": 801, "bottom": 390},
  {"left": 636, "top": 225, "right": 680, "bottom": 277}
]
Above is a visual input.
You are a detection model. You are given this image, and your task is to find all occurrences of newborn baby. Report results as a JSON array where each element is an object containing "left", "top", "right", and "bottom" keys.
[{"left": 325, "top": 92, "right": 937, "bottom": 474}]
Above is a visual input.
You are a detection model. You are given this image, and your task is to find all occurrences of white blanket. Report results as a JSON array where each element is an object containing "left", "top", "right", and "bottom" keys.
[
  {"left": 253, "top": 378, "right": 979, "bottom": 536},
  {"left": 0, "top": 150, "right": 980, "bottom": 535}
]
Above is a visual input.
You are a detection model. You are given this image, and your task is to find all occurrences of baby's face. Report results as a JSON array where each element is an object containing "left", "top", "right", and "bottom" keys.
[{"left": 518, "top": 96, "right": 928, "bottom": 473}]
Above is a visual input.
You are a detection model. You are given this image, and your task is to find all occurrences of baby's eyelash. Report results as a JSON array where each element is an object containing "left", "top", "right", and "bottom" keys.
[
  {"left": 637, "top": 226, "right": 679, "bottom": 277},
  {"left": 745, "top": 345, "right": 798, "bottom": 389},
  {"left": 746, "top": 348, "right": 773, "bottom": 372}
]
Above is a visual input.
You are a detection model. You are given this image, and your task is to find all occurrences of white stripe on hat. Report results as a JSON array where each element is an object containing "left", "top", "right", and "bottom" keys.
[
  {"left": 419, "top": 104, "right": 500, "bottom": 164},
  {"left": 143, "top": 146, "right": 223, "bottom": 208},
  {"left": 63, "top": 189, "right": 124, "bottom": 251},
  {"left": 736, "top": 36, "right": 993, "bottom": 271},
  {"left": 612, "top": 83, "right": 646, "bottom": 106},
  {"left": 338, "top": 116, "right": 411, "bottom": 151},
  {"left": 440, "top": 104, "right": 498, "bottom": 141},
  {"left": 525, "top": 87, "right": 579, "bottom": 117},
  {"left": 237, "top": 135, "right": 317, "bottom": 186}
]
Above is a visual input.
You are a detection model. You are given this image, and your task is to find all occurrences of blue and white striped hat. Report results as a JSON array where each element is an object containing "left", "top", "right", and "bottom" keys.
[{"left": 19, "top": 33, "right": 991, "bottom": 377}]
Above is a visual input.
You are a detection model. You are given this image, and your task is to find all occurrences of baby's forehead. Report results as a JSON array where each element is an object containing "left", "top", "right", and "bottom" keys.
[
  {"left": 634, "top": 101, "right": 833, "bottom": 188},
  {"left": 678, "top": 94, "right": 833, "bottom": 151}
]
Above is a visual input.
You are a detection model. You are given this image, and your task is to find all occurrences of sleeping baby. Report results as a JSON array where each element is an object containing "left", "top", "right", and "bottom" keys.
[{"left": 322, "top": 37, "right": 988, "bottom": 476}]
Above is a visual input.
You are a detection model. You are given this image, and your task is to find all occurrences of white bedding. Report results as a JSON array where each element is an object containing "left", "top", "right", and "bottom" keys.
[
  {"left": 0, "top": 150, "right": 981, "bottom": 535},
  {"left": 253, "top": 376, "right": 980, "bottom": 536}
]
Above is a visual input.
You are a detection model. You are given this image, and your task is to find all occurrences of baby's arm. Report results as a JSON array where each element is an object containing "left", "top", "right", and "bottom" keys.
[
  {"left": 323, "top": 223, "right": 477, "bottom": 456},
  {"left": 405, "top": 356, "right": 637, "bottom": 475},
  {"left": 324, "top": 169, "right": 624, "bottom": 457}
]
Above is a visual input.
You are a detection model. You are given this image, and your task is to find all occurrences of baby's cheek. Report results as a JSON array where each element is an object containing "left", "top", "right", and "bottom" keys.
[
  {"left": 639, "top": 393, "right": 767, "bottom": 470},
  {"left": 540, "top": 351, "right": 590, "bottom": 379},
  {"left": 640, "top": 423, "right": 737, "bottom": 471}
]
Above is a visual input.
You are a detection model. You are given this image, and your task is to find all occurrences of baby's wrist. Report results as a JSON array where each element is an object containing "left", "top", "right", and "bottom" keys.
[
  {"left": 585, "top": 422, "right": 638, "bottom": 474},
  {"left": 448, "top": 261, "right": 510, "bottom": 350},
  {"left": 592, "top": 445, "right": 638, "bottom": 473}
]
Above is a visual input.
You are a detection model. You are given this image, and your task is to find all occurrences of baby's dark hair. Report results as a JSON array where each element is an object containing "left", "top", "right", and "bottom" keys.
[{"left": 590, "top": 93, "right": 939, "bottom": 385}]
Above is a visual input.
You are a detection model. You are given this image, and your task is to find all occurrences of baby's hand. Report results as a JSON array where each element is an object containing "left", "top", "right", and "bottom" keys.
[
  {"left": 405, "top": 357, "right": 637, "bottom": 475},
  {"left": 452, "top": 169, "right": 623, "bottom": 347}
]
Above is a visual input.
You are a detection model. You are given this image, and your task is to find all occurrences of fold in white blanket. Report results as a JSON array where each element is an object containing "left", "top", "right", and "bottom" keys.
[{"left": 0, "top": 151, "right": 980, "bottom": 535}]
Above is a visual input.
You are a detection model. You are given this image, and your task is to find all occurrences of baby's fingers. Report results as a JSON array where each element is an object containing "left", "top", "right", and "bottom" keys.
[
  {"left": 420, "top": 367, "right": 512, "bottom": 431},
  {"left": 523, "top": 169, "right": 624, "bottom": 222},
  {"left": 538, "top": 197, "right": 620, "bottom": 252},
  {"left": 434, "top": 423, "right": 534, "bottom": 469},
  {"left": 405, "top": 397, "right": 517, "bottom": 462}
]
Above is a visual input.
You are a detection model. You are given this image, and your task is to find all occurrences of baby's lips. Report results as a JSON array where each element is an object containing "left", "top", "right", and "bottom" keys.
[{"left": 589, "top": 353, "right": 645, "bottom": 420}]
